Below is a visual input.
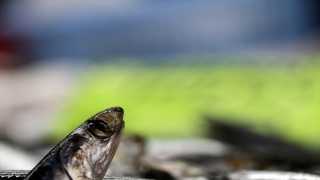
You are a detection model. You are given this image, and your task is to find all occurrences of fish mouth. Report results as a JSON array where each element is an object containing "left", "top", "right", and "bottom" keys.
[
  {"left": 107, "top": 106, "right": 124, "bottom": 121},
  {"left": 95, "top": 106, "right": 123, "bottom": 124},
  {"left": 94, "top": 107, "right": 123, "bottom": 122}
]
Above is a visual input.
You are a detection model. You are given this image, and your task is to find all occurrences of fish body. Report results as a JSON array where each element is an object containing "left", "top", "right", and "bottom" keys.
[{"left": 23, "top": 106, "right": 125, "bottom": 180}]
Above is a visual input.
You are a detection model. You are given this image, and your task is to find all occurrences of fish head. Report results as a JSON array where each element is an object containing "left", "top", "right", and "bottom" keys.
[{"left": 65, "top": 107, "right": 125, "bottom": 180}]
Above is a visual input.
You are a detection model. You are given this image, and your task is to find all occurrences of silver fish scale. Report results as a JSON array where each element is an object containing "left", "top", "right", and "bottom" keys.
[{"left": 0, "top": 171, "right": 150, "bottom": 180}]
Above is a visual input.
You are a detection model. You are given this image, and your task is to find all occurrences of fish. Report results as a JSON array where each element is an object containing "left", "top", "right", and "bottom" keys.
[{"left": 22, "top": 106, "right": 125, "bottom": 180}]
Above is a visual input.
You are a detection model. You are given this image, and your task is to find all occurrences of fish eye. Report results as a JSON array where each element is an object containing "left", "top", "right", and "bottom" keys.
[{"left": 88, "top": 120, "right": 114, "bottom": 139}]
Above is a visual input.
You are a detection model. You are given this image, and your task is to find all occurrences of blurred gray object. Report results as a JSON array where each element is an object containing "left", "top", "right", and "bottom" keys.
[
  {"left": 2, "top": 0, "right": 320, "bottom": 60},
  {"left": 0, "top": 63, "right": 80, "bottom": 147},
  {"left": 227, "top": 171, "right": 320, "bottom": 180}
]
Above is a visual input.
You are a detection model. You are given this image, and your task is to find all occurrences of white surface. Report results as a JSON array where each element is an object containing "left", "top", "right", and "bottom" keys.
[{"left": 0, "top": 141, "right": 39, "bottom": 170}]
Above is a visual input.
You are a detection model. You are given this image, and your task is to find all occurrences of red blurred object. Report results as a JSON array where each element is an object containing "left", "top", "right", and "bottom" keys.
[{"left": 0, "top": 29, "right": 34, "bottom": 69}]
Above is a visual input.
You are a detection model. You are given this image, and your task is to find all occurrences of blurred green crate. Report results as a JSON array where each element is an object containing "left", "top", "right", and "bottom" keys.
[{"left": 49, "top": 56, "right": 320, "bottom": 150}]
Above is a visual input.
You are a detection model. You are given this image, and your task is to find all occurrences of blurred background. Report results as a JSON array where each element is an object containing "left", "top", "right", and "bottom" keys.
[{"left": 0, "top": 0, "right": 319, "bottom": 176}]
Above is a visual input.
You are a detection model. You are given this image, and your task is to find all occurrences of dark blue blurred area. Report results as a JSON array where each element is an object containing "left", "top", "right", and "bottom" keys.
[{"left": 1, "top": 0, "right": 320, "bottom": 62}]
